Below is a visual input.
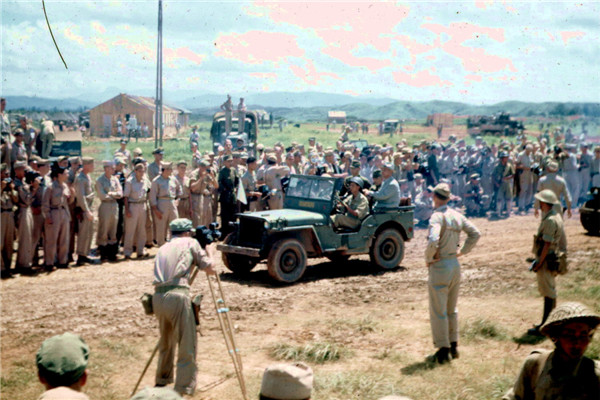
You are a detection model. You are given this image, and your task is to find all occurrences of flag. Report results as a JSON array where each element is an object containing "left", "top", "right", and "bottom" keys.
[{"left": 237, "top": 178, "right": 247, "bottom": 205}]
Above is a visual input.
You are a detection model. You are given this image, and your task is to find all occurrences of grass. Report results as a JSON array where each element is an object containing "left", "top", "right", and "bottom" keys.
[
  {"left": 314, "top": 371, "right": 402, "bottom": 399},
  {"left": 270, "top": 341, "right": 348, "bottom": 364},
  {"left": 462, "top": 318, "right": 508, "bottom": 342},
  {"left": 328, "top": 316, "right": 378, "bottom": 334}
]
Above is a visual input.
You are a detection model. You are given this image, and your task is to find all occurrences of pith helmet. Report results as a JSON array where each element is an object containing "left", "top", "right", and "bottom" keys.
[
  {"left": 540, "top": 302, "right": 600, "bottom": 337},
  {"left": 534, "top": 189, "right": 559, "bottom": 205}
]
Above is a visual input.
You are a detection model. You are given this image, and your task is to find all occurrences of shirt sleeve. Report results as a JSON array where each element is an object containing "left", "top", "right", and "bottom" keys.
[
  {"left": 540, "top": 218, "right": 558, "bottom": 243},
  {"left": 123, "top": 180, "right": 132, "bottom": 198},
  {"left": 460, "top": 216, "right": 481, "bottom": 255},
  {"left": 356, "top": 196, "right": 369, "bottom": 220},
  {"left": 96, "top": 178, "right": 111, "bottom": 201},
  {"left": 190, "top": 241, "right": 212, "bottom": 270},
  {"left": 149, "top": 180, "right": 159, "bottom": 207},
  {"left": 425, "top": 212, "right": 443, "bottom": 261}
]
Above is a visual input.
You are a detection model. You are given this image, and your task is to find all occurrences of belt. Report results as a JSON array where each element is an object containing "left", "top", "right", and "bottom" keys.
[
  {"left": 154, "top": 285, "right": 189, "bottom": 294},
  {"left": 101, "top": 200, "right": 117, "bottom": 203},
  {"left": 50, "top": 206, "right": 67, "bottom": 210},
  {"left": 191, "top": 193, "right": 202, "bottom": 197},
  {"left": 158, "top": 197, "right": 175, "bottom": 200},
  {"left": 128, "top": 200, "right": 146, "bottom": 204},
  {"left": 180, "top": 197, "right": 189, "bottom": 200},
  {"left": 1, "top": 208, "right": 12, "bottom": 212}
]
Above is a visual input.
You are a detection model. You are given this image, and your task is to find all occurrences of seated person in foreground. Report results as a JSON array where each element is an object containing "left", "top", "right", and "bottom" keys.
[{"left": 332, "top": 177, "right": 369, "bottom": 230}]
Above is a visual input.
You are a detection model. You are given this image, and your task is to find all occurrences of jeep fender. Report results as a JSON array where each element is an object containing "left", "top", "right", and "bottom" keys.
[
  {"left": 367, "top": 221, "right": 409, "bottom": 248},
  {"left": 264, "top": 226, "right": 324, "bottom": 257}
]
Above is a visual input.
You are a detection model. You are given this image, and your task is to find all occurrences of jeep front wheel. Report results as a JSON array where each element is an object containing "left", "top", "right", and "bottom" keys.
[
  {"left": 267, "top": 239, "right": 307, "bottom": 283},
  {"left": 369, "top": 228, "right": 404, "bottom": 270},
  {"left": 221, "top": 233, "right": 258, "bottom": 274}
]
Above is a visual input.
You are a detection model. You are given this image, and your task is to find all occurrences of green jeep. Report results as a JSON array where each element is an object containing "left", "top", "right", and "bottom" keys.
[{"left": 217, "top": 174, "right": 414, "bottom": 283}]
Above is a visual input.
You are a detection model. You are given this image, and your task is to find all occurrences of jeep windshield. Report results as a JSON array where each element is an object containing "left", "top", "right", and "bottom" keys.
[{"left": 287, "top": 176, "right": 335, "bottom": 201}]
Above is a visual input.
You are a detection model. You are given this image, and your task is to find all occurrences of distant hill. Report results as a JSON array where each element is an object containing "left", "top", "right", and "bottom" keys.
[{"left": 5, "top": 96, "right": 95, "bottom": 111}]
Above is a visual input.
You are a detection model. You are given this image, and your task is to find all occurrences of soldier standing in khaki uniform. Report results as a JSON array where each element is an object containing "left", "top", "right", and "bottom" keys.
[
  {"left": 1, "top": 163, "right": 17, "bottom": 277},
  {"left": 124, "top": 163, "right": 150, "bottom": 259},
  {"left": 95, "top": 161, "right": 123, "bottom": 261},
  {"left": 190, "top": 160, "right": 218, "bottom": 228},
  {"left": 241, "top": 156, "right": 263, "bottom": 212},
  {"left": 114, "top": 139, "right": 132, "bottom": 169},
  {"left": 67, "top": 157, "right": 82, "bottom": 262},
  {"left": 528, "top": 189, "right": 566, "bottom": 336},
  {"left": 425, "top": 183, "right": 480, "bottom": 363},
  {"left": 75, "top": 158, "right": 95, "bottom": 266},
  {"left": 43, "top": 166, "right": 74, "bottom": 270},
  {"left": 264, "top": 155, "right": 290, "bottom": 210},
  {"left": 150, "top": 162, "right": 181, "bottom": 245},
  {"left": 32, "top": 159, "right": 51, "bottom": 266},
  {"left": 175, "top": 160, "right": 191, "bottom": 219},
  {"left": 15, "top": 162, "right": 38, "bottom": 274}
]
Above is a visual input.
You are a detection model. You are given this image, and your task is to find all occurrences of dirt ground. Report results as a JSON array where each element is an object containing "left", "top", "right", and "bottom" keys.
[{"left": 1, "top": 213, "right": 599, "bottom": 399}]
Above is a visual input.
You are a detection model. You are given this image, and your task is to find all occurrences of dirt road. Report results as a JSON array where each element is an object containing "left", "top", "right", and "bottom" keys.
[{"left": 1, "top": 213, "right": 599, "bottom": 399}]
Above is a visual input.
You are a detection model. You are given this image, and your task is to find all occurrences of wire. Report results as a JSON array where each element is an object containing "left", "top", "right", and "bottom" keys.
[{"left": 42, "top": 0, "right": 68, "bottom": 69}]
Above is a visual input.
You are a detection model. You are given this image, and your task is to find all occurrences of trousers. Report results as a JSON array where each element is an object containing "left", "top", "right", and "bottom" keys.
[
  {"left": 1, "top": 211, "right": 15, "bottom": 270},
  {"left": 77, "top": 215, "right": 94, "bottom": 257},
  {"left": 155, "top": 199, "right": 178, "bottom": 246},
  {"left": 97, "top": 201, "right": 118, "bottom": 246},
  {"left": 44, "top": 209, "right": 70, "bottom": 266},
  {"left": 153, "top": 290, "right": 197, "bottom": 395},
  {"left": 124, "top": 203, "right": 146, "bottom": 257},
  {"left": 428, "top": 258, "right": 460, "bottom": 349},
  {"left": 17, "top": 207, "right": 34, "bottom": 268}
]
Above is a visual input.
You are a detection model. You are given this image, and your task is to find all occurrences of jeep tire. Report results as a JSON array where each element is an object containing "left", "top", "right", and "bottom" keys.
[
  {"left": 267, "top": 239, "right": 307, "bottom": 283},
  {"left": 222, "top": 233, "right": 258, "bottom": 274},
  {"left": 369, "top": 228, "right": 404, "bottom": 270}
]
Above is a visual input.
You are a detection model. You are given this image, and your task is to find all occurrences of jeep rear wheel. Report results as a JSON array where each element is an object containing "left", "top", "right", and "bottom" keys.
[
  {"left": 267, "top": 239, "right": 307, "bottom": 283},
  {"left": 369, "top": 228, "right": 404, "bottom": 270},
  {"left": 221, "top": 233, "right": 258, "bottom": 274}
]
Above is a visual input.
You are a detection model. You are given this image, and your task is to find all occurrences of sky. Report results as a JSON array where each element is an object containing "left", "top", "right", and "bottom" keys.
[{"left": 1, "top": 0, "right": 599, "bottom": 104}]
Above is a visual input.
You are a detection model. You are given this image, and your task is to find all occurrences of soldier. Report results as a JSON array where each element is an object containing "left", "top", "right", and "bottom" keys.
[
  {"left": 332, "top": 177, "right": 369, "bottom": 230},
  {"left": 414, "top": 186, "right": 434, "bottom": 228},
  {"left": 43, "top": 166, "right": 74, "bottom": 270},
  {"left": 1, "top": 163, "right": 17, "bottom": 277},
  {"left": 516, "top": 144, "right": 535, "bottom": 214},
  {"left": 152, "top": 218, "right": 215, "bottom": 395},
  {"left": 425, "top": 183, "right": 480, "bottom": 363},
  {"left": 339, "top": 160, "right": 370, "bottom": 198},
  {"left": 220, "top": 94, "right": 233, "bottom": 134},
  {"left": 150, "top": 162, "right": 181, "bottom": 246},
  {"left": 503, "top": 302, "right": 600, "bottom": 400},
  {"left": 11, "top": 129, "right": 28, "bottom": 169},
  {"left": 95, "top": 161, "right": 123, "bottom": 261},
  {"left": 15, "top": 164, "right": 39, "bottom": 274},
  {"left": 579, "top": 143, "right": 592, "bottom": 199},
  {"left": 40, "top": 119, "right": 55, "bottom": 159},
  {"left": 67, "top": 157, "right": 82, "bottom": 261},
  {"left": 241, "top": 156, "right": 263, "bottom": 212},
  {"left": 190, "top": 160, "right": 218, "bottom": 228},
  {"left": 218, "top": 155, "right": 238, "bottom": 237},
  {"left": 363, "top": 163, "right": 400, "bottom": 209},
  {"left": 492, "top": 151, "right": 515, "bottom": 218},
  {"left": 264, "top": 155, "right": 290, "bottom": 210},
  {"left": 36, "top": 333, "right": 90, "bottom": 400},
  {"left": 123, "top": 163, "right": 150, "bottom": 259},
  {"left": 75, "top": 158, "right": 96, "bottom": 266},
  {"left": 527, "top": 189, "right": 566, "bottom": 336},
  {"left": 534, "top": 161, "right": 572, "bottom": 219},
  {"left": 114, "top": 139, "right": 132, "bottom": 169},
  {"left": 32, "top": 159, "right": 51, "bottom": 265},
  {"left": 463, "top": 173, "right": 485, "bottom": 217},
  {"left": 114, "top": 157, "right": 127, "bottom": 245},
  {"left": 562, "top": 144, "right": 580, "bottom": 206},
  {"left": 237, "top": 97, "right": 246, "bottom": 135},
  {"left": 148, "top": 148, "right": 164, "bottom": 182},
  {"left": 259, "top": 363, "right": 313, "bottom": 400},
  {"left": 175, "top": 160, "right": 191, "bottom": 219}
]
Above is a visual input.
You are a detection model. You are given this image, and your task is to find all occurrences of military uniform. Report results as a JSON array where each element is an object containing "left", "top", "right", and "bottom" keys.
[
  {"left": 148, "top": 161, "right": 161, "bottom": 182},
  {"left": 332, "top": 192, "right": 369, "bottom": 229},
  {"left": 241, "top": 168, "right": 261, "bottom": 212},
  {"left": 579, "top": 150, "right": 592, "bottom": 199},
  {"left": 175, "top": 174, "right": 191, "bottom": 220},
  {"left": 152, "top": 220, "right": 213, "bottom": 395},
  {"left": 40, "top": 120, "right": 55, "bottom": 159},
  {"left": 517, "top": 151, "right": 534, "bottom": 212},
  {"left": 190, "top": 170, "right": 216, "bottom": 228},
  {"left": 218, "top": 165, "right": 239, "bottom": 237},
  {"left": 535, "top": 172, "right": 571, "bottom": 217},
  {"left": 42, "top": 180, "right": 72, "bottom": 267},
  {"left": 150, "top": 175, "right": 181, "bottom": 245},
  {"left": 562, "top": 151, "right": 580, "bottom": 206},
  {"left": 95, "top": 173, "right": 123, "bottom": 259},
  {"left": 123, "top": 174, "right": 149, "bottom": 257},
  {"left": 75, "top": 170, "right": 95, "bottom": 260},
  {"left": 1, "top": 179, "right": 17, "bottom": 273},
  {"left": 371, "top": 176, "right": 401, "bottom": 209},
  {"left": 534, "top": 208, "right": 564, "bottom": 300},
  {"left": 264, "top": 164, "right": 290, "bottom": 210},
  {"left": 425, "top": 195, "right": 480, "bottom": 356},
  {"left": 492, "top": 159, "right": 515, "bottom": 216},
  {"left": 15, "top": 177, "right": 35, "bottom": 270}
]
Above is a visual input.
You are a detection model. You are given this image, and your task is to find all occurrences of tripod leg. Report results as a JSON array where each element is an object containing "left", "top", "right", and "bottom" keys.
[{"left": 131, "top": 342, "right": 159, "bottom": 397}]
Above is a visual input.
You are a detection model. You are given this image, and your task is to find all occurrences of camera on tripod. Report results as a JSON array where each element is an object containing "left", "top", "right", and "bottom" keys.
[{"left": 195, "top": 222, "right": 222, "bottom": 248}]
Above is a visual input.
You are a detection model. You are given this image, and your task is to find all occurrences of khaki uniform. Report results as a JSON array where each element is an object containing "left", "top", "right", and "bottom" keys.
[
  {"left": 264, "top": 165, "right": 290, "bottom": 210},
  {"left": 150, "top": 176, "right": 181, "bottom": 245},
  {"left": 10, "top": 141, "right": 28, "bottom": 166},
  {"left": 535, "top": 209, "right": 564, "bottom": 299},
  {"left": 241, "top": 169, "right": 262, "bottom": 212},
  {"left": 75, "top": 172, "right": 95, "bottom": 257},
  {"left": 1, "top": 185, "right": 17, "bottom": 271},
  {"left": 16, "top": 179, "right": 35, "bottom": 269},
  {"left": 148, "top": 162, "right": 161, "bottom": 182},
  {"left": 517, "top": 152, "right": 534, "bottom": 211},
  {"left": 425, "top": 206, "right": 480, "bottom": 348},
  {"left": 123, "top": 175, "right": 149, "bottom": 257},
  {"left": 503, "top": 349, "right": 600, "bottom": 400},
  {"left": 535, "top": 173, "right": 571, "bottom": 216},
  {"left": 95, "top": 174, "right": 122, "bottom": 247},
  {"left": 43, "top": 181, "right": 72, "bottom": 266},
  {"left": 38, "top": 386, "right": 90, "bottom": 400},
  {"left": 175, "top": 175, "right": 191, "bottom": 220},
  {"left": 493, "top": 161, "right": 515, "bottom": 216},
  {"left": 190, "top": 171, "right": 216, "bottom": 228},
  {"left": 332, "top": 192, "right": 369, "bottom": 229},
  {"left": 114, "top": 148, "right": 132, "bottom": 168},
  {"left": 153, "top": 237, "right": 212, "bottom": 395}
]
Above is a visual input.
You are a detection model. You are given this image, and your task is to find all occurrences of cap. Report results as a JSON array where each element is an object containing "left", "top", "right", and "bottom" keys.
[
  {"left": 169, "top": 218, "right": 194, "bottom": 233},
  {"left": 350, "top": 160, "right": 361, "bottom": 169},
  {"left": 382, "top": 162, "right": 394, "bottom": 171},
  {"left": 134, "top": 163, "right": 145, "bottom": 171},
  {"left": 540, "top": 302, "right": 600, "bottom": 337},
  {"left": 132, "top": 157, "right": 146, "bottom": 166},
  {"left": 177, "top": 160, "right": 187, "bottom": 167},
  {"left": 114, "top": 157, "right": 126, "bottom": 165},
  {"left": 222, "top": 154, "right": 232, "bottom": 162},
  {"left": 198, "top": 160, "right": 210, "bottom": 168},
  {"left": 267, "top": 154, "right": 277, "bottom": 163},
  {"left": 13, "top": 129, "right": 24, "bottom": 136},
  {"left": 470, "top": 173, "right": 480, "bottom": 180},
  {"left": 260, "top": 363, "right": 313, "bottom": 400},
  {"left": 161, "top": 161, "right": 173, "bottom": 169},
  {"left": 13, "top": 160, "right": 27, "bottom": 169},
  {"left": 324, "top": 150, "right": 334, "bottom": 157},
  {"left": 120, "top": 139, "right": 128, "bottom": 144},
  {"left": 372, "top": 169, "right": 382, "bottom": 178},
  {"left": 82, "top": 157, "right": 94, "bottom": 165},
  {"left": 414, "top": 173, "right": 423, "bottom": 180},
  {"left": 152, "top": 147, "right": 164, "bottom": 155},
  {"left": 102, "top": 160, "right": 115, "bottom": 168},
  {"left": 349, "top": 176, "right": 364, "bottom": 189},
  {"left": 133, "top": 147, "right": 143, "bottom": 157},
  {"left": 130, "top": 387, "right": 183, "bottom": 400},
  {"left": 232, "top": 152, "right": 241, "bottom": 159},
  {"left": 37, "top": 159, "right": 51, "bottom": 166},
  {"left": 499, "top": 151, "right": 509, "bottom": 158},
  {"left": 58, "top": 156, "right": 69, "bottom": 163},
  {"left": 36, "top": 333, "right": 89, "bottom": 387},
  {"left": 69, "top": 156, "right": 82, "bottom": 164},
  {"left": 534, "top": 189, "right": 560, "bottom": 205},
  {"left": 546, "top": 161, "right": 559, "bottom": 172},
  {"left": 433, "top": 183, "right": 451, "bottom": 200}
]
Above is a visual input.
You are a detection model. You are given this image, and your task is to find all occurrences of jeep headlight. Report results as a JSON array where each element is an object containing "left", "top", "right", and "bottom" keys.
[{"left": 263, "top": 221, "right": 270, "bottom": 230}]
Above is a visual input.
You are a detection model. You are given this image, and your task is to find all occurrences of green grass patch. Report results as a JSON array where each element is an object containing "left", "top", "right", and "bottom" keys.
[
  {"left": 328, "top": 316, "right": 378, "bottom": 334},
  {"left": 314, "top": 371, "right": 401, "bottom": 399},
  {"left": 373, "top": 348, "right": 406, "bottom": 363},
  {"left": 462, "top": 318, "right": 507, "bottom": 342},
  {"left": 270, "top": 341, "right": 348, "bottom": 364},
  {"left": 98, "top": 338, "right": 138, "bottom": 359},
  {"left": 585, "top": 337, "right": 600, "bottom": 360}
]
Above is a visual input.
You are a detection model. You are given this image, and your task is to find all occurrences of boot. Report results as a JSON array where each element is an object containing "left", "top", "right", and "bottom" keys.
[
  {"left": 431, "top": 347, "right": 451, "bottom": 364},
  {"left": 107, "top": 244, "right": 118, "bottom": 261},
  {"left": 450, "top": 342, "right": 459, "bottom": 359},
  {"left": 98, "top": 245, "right": 107, "bottom": 260},
  {"left": 528, "top": 297, "right": 556, "bottom": 336}
]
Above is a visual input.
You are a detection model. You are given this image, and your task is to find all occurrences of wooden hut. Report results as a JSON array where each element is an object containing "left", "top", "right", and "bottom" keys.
[{"left": 328, "top": 110, "right": 346, "bottom": 124}]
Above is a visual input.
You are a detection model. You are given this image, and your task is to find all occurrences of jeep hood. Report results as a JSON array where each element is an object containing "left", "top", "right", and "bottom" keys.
[{"left": 239, "top": 209, "right": 327, "bottom": 226}]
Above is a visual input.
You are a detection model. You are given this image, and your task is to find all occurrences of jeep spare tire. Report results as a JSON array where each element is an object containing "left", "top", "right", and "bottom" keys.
[
  {"left": 369, "top": 228, "right": 405, "bottom": 270},
  {"left": 221, "top": 233, "right": 258, "bottom": 274},
  {"left": 267, "top": 239, "right": 307, "bottom": 283}
]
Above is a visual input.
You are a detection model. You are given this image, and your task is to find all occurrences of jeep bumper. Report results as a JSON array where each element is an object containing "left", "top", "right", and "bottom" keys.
[{"left": 217, "top": 244, "right": 261, "bottom": 258}]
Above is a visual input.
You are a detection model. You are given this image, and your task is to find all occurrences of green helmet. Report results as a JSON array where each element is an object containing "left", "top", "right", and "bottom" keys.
[
  {"left": 540, "top": 302, "right": 600, "bottom": 337},
  {"left": 534, "top": 189, "right": 560, "bottom": 205}
]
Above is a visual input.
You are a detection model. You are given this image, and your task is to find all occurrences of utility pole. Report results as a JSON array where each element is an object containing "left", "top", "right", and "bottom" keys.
[{"left": 154, "top": 0, "right": 163, "bottom": 147}]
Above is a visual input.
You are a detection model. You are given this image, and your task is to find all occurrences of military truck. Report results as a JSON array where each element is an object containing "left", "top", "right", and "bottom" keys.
[
  {"left": 467, "top": 112, "right": 524, "bottom": 136},
  {"left": 210, "top": 111, "right": 259, "bottom": 155},
  {"left": 217, "top": 174, "right": 414, "bottom": 283}
]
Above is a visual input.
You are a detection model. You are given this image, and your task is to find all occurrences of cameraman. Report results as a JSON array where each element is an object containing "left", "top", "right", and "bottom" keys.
[{"left": 152, "top": 218, "right": 216, "bottom": 396}]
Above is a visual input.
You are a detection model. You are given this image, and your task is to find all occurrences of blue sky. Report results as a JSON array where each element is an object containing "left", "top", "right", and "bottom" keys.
[{"left": 1, "top": 0, "right": 598, "bottom": 104}]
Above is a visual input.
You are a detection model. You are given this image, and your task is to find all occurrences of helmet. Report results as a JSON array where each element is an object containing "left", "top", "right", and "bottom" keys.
[
  {"left": 534, "top": 189, "right": 560, "bottom": 205},
  {"left": 499, "top": 151, "right": 509, "bottom": 158},
  {"left": 540, "top": 302, "right": 600, "bottom": 337},
  {"left": 349, "top": 176, "right": 364, "bottom": 189}
]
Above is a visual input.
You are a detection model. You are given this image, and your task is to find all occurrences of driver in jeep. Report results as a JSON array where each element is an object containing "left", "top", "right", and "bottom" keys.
[{"left": 332, "top": 177, "right": 369, "bottom": 230}]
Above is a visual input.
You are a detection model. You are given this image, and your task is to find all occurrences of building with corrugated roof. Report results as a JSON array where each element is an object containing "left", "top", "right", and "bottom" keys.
[{"left": 87, "top": 93, "right": 189, "bottom": 137}]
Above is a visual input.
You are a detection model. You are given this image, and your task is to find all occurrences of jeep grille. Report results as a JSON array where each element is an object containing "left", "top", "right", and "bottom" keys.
[{"left": 238, "top": 217, "right": 264, "bottom": 247}]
